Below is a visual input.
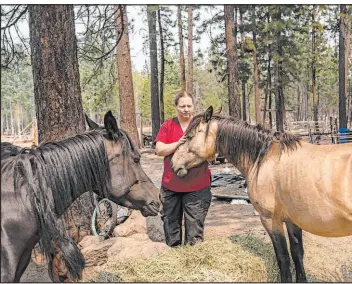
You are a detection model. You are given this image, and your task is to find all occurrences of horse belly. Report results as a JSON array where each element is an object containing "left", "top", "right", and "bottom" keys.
[
  {"left": 281, "top": 182, "right": 352, "bottom": 237},
  {"left": 286, "top": 211, "right": 352, "bottom": 237}
]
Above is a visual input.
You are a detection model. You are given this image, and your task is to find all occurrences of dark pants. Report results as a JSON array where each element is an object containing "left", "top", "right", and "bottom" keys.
[{"left": 160, "top": 186, "right": 212, "bottom": 247}]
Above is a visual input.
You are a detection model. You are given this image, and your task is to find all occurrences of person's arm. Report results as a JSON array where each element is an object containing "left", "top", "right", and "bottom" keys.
[{"left": 155, "top": 135, "right": 187, "bottom": 157}]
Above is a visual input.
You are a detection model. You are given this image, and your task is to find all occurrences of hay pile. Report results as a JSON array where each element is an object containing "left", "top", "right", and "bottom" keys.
[{"left": 86, "top": 236, "right": 279, "bottom": 282}]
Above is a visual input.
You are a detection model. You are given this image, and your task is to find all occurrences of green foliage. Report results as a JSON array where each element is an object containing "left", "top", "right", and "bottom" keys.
[
  {"left": 133, "top": 71, "right": 151, "bottom": 121},
  {"left": 1, "top": 60, "right": 34, "bottom": 132},
  {"left": 80, "top": 58, "right": 120, "bottom": 119}
]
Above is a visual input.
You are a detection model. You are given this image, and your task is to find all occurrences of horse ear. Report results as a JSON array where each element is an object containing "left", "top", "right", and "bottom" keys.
[
  {"left": 214, "top": 105, "right": 222, "bottom": 115},
  {"left": 104, "top": 111, "right": 119, "bottom": 137},
  {"left": 204, "top": 106, "right": 213, "bottom": 123},
  {"left": 85, "top": 113, "right": 100, "bottom": 130}
]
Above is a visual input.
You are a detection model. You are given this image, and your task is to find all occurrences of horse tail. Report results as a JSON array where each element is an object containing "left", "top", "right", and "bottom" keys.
[{"left": 50, "top": 237, "right": 85, "bottom": 282}]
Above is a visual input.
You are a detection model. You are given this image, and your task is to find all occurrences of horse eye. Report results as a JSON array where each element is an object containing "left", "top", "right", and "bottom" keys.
[{"left": 133, "top": 157, "right": 140, "bottom": 163}]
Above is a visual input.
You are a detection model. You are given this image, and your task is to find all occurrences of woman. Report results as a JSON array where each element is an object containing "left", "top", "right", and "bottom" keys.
[{"left": 155, "top": 91, "right": 212, "bottom": 247}]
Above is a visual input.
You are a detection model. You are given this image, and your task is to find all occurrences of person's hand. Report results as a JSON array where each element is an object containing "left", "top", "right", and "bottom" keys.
[{"left": 177, "top": 135, "right": 187, "bottom": 146}]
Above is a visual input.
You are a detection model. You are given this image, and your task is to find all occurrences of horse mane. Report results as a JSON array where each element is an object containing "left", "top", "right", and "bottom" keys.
[
  {"left": 3, "top": 130, "right": 113, "bottom": 280},
  {"left": 186, "top": 114, "right": 301, "bottom": 172},
  {"left": 1, "top": 142, "right": 28, "bottom": 160}
]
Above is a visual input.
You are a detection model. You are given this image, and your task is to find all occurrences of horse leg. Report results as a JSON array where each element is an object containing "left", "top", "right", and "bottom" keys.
[
  {"left": 1, "top": 245, "right": 17, "bottom": 282},
  {"left": 260, "top": 216, "right": 292, "bottom": 282},
  {"left": 14, "top": 248, "right": 32, "bottom": 282},
  {"left": 286, "top": 221, "right": 307, "bottom": 282}
]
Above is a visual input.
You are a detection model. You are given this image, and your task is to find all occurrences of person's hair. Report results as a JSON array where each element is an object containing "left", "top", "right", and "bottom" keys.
[{"left": 174, "top": 91, "right": 194, "bottom": 106}]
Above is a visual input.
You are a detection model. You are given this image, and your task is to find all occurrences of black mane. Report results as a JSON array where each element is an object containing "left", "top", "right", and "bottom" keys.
[
  {"left": 1, "top": 142, "right": 27, "bottom": 160},
  {"left": 186, "top": 114, "right": 301, "bottom": 171}
]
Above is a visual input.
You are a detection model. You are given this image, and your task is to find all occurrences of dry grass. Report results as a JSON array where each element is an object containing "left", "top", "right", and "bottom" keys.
[
  {"left": 302, "top": 233, "right": 352, "bottom": 282},
  {"left": 84, "top": 233, "right": 352, "bottom": 283},
  {"left": 85, "top": 235, "right": 279, "bottom": 282}
]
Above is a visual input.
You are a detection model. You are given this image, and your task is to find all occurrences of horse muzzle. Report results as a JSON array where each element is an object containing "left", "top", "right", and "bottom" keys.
[
  {"left": 175, "top": 167, "right": 188, "bottom": 177},
  {"left": 140, "top": 200, "right": 161, "bottom": 217}
]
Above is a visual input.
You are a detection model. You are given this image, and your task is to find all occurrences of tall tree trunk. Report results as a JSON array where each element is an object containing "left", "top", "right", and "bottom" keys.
[
  {"left": 297, "top": 85, "right": 301, "bottom": 121},
  {"left": 187, "top": 5, "right": 193, "bottom": 95},
  {"left": 10, "top": 99, "right": 14, "bottom": 136},
  {"left": 263, "top": 53, "right": 271, "bottom": 125},
  {"left": 274, "top": 7, "right": 285, "bottom": 132},
  {"left": 247, "top": 84, "right": 251, "bottom": 124},
  {"left": 29, "top": 6, "right": 85, "bottom": 142},
  {"left": 239, "top": 7, "right": 246, "bottom": 121},
  {"left": 157, "top": 7, "right": 165, "bottom": 123},
  {"left": 312, "top": 5, "right": 319, "bottom": 131},
  {"left": 224, "top": 4, "right": 240, "bottom": 119},
  {"left": 263, "top": 9, "right": 271, "bottom": 127},
  {"left": 6, "top": 112, "right": 9, "bottom": 134},
  {"left": 115, "top": 5, "right": 140, "bottom": 148},
  {"left": 303, "top": 42, "right": 310, "bottom": 121},
  {"left": 242, "top": 81, "right": 246, "bottom": 121},
  {"left": 349, "top": 78, "right": 352, "bottom": 127},
  {"left": 252, "top": 5, "right": 261, "bottom": 124},
  {"left": 269, "top": 82, "right": 273, "bottom": 129},
  {"left": 29, "top": 5, "right": 92, "bottom": 239},
  {"left": 147, "top": 5, "right": 161, "bottom": 141},
  {"left": 16, "top": 104, "right": 21, "bottom": 136},
  {"left": 345, "top": 13, "right": 351, "bottom": 128},
  {"left": 1, "top": 109, "right": 3, "bottom": 135},
  {"left": 178, "top": 6, "right": 186, "bottom": 91},
  {"left": 339, "top": 4, "right": 349, "bottom": 129}
]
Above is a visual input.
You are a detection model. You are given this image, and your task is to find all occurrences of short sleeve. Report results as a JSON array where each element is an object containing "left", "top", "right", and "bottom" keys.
[{"left": 155, "top": 120, "right": 169, "bottom": 144}]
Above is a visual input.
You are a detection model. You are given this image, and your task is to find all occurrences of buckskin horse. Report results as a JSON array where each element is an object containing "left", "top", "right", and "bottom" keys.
[
  {"left": 1, "top": 111, "right": 161, "bottom": 282},
  {"left": 171, "top": 106, "right": 352, "bottom": 282}
]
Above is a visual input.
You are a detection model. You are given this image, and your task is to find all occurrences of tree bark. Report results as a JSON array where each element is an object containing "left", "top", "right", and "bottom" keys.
[
  {"left": 274, "top": 7, "right": 285, "bottom": 132},
  {"left": 339, "top": 4, "right": 349, "bottom": 129},
  {"left": 252, "top": 5, "right": 261, "bottom": 124},
  {"left": 239, "top": 7, "right": 246, "bottom": 121},
  {"left": 224, "top": 5, "right": 241, "bottom": 119},
  {"left": 263, "top": 53, "right": 271, "bottom": 126},
  {"left": 28, "top": 5, "right": 92, "bottom": 239},
  {"left": 147, "top": 5, "right": 161, "bottom": 141},
  {"left": 178, "top": 5, "right": 186, "bottom": 91},
  {"left": 29, "top": 5, "right": 85, "bottom": 143},
  {"left": 187, "top": 5, "right": 193, "bottom": 95},
  {"left": 242, "top": 81, "right": 246, "bottom": 121},
  {"left": 157, "top": 7, "right": 165, "bottom": 124},
  {"left": 312, "top": 5, "right": 319, "bottom": 131},
  {"left": 297, "top": 85, "right": 301, "bottom": 121},
  {"left": 115, "top": 5, "right": 140, "bottom": 148},
  {"left": 303, "top": 42, "right": 310, "bottom": 122},
  {"left": 1, "top": 109, "right": 3, "bottom": 135}
]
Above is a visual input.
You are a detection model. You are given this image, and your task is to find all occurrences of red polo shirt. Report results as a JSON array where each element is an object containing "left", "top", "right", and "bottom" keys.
[{"left": 155, "top": 117, "right": 211, "bottom": 192}]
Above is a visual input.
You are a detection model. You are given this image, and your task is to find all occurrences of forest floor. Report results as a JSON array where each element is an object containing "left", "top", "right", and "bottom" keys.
[{"left": 3, "top": 139, "right": 350, "bottom": 282}]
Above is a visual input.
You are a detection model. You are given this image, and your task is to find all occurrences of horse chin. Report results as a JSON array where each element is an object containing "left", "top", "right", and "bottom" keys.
[
  {"left": 140, "top": 201, "right": 160, "bottom": 217},
  {"left": 176, "top": 168, "right": 188, "bottom": 177}
]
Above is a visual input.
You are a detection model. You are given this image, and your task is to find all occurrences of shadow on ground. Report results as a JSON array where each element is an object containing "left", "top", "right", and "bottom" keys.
[{"left": 229, "top": 234, "right": 327, "bottom": 283}]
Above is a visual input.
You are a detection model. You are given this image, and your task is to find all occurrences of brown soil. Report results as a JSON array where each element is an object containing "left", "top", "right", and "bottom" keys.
[{"left": 16, "top": 148, "right": 352, "bottom": 282}]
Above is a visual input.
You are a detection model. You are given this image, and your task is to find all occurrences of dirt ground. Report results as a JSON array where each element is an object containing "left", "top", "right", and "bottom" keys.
[{"left": 12, "top": 147, "right": 352, "bottom": 282}]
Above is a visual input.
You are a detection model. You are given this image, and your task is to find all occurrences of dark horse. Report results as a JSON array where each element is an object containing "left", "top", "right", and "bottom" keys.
[
  {"left": 171, "top": 106, "right": 352, "bottom": 282},
  {"left": 1, "top": 111, "right": 161, "bottom": 282}
]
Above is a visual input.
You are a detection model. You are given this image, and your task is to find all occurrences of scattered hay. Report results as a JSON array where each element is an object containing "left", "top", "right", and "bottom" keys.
[
  {"left": 86, "top": 236, "right": 274, "bottom": 282},
  {"left": 84, "top": 233, "right": 352, "bottom": 282}
]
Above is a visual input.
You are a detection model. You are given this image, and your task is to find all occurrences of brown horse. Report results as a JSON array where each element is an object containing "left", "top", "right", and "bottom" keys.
[
  {"left": 1, "top": 111, "right": 161, "bottom": 282},
  {"left": 171, "top": 106, "right": 352, "bottom": 282}
]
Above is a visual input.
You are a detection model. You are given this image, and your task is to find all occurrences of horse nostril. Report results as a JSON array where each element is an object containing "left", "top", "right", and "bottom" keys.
[{"left": 170, "top": 160, "right": 173, "bottom": 168}]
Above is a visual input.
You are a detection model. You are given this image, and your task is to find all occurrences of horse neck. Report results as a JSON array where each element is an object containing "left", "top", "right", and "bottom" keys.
[
  {"left": 215, "top": 119, "right": 271, "bottom": 177},
  {"left": 54, "top": 187, "right": 93, "bottom": 218},
  {"left": 30, "top": 132, "right": 109, "bottom": 218}
]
